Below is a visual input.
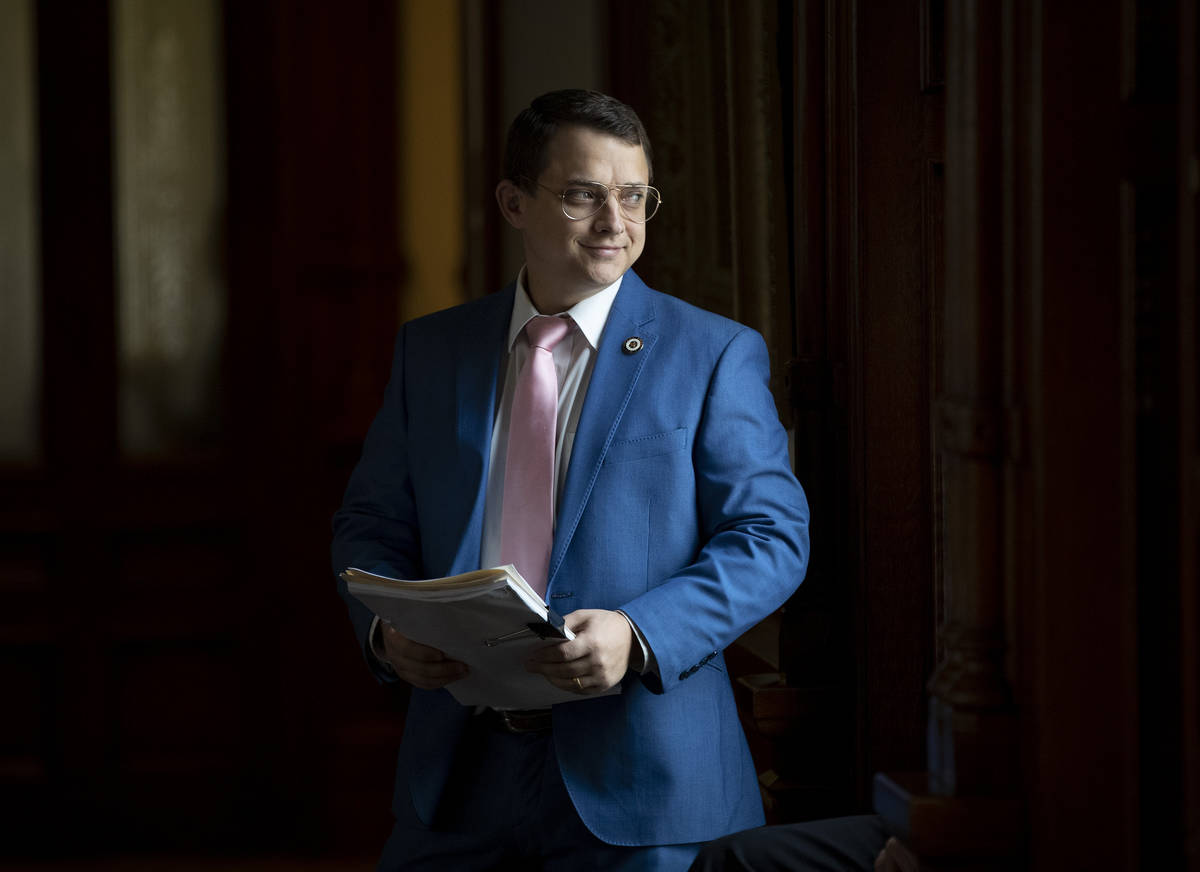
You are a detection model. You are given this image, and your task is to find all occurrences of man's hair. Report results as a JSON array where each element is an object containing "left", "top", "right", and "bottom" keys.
[{"left": 503, "top": 89, "right": 653, "bottom": 192}]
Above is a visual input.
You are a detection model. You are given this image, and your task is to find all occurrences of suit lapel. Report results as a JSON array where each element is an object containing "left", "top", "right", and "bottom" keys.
[
  {"left": 446, "top": 285, "right": 513, "bottom": 576},
  {"left": 549, "top": 273, "right": 658, "bottom": 589}
]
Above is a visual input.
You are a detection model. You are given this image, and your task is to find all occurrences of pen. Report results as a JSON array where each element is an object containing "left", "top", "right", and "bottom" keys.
[{"left": 484, "top": 627, "right": 536, "bottom": 647}]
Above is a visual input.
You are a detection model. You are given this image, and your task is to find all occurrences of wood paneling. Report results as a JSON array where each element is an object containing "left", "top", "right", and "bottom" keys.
[
  {"left": 1, "top": 1, "right": 404, "bottom": 862},
  {"left": 856, "top": 0, "right": 942, "bottom": 789},
  {"left": 871, "top": 1, "right": 1196, "bottom": 869}
]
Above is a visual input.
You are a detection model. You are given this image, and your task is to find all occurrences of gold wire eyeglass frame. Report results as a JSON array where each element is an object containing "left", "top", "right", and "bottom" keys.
[{"left": 530, "top": 180, "right": 663, "bottom": 223}]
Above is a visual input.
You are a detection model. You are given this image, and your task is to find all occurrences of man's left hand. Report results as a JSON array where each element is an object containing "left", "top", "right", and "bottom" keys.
[{"left": 524, "top": 609, "right": 632, "bottom": 694}]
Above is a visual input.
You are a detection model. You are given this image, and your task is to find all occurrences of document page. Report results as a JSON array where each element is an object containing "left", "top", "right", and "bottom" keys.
[{"left": 343, "top": 567, "right": 619, "bottom": 709}]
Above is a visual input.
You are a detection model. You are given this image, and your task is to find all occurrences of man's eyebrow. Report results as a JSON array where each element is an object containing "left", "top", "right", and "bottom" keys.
[{"left": 564, "top": 176, "right": 648, "bottom": 186}]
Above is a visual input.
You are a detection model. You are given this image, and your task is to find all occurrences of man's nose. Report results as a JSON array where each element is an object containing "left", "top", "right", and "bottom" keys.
[{"left": 592, "top": 192, "right": 625, "bottom": 233}]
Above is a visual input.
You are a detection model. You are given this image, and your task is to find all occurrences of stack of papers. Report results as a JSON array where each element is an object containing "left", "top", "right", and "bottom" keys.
[{"left": 342, "top": 565, "right": 616, "bottom": 709}]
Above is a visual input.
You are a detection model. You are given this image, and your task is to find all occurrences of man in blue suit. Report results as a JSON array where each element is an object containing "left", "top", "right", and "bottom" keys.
[{"left": 332, "top": 89, "right": 810, "bottom": 870}]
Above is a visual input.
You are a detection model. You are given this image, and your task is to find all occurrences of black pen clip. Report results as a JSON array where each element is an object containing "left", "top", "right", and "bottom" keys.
[{"left": 484, "top": 615, "right": 568, "bottom": 647}]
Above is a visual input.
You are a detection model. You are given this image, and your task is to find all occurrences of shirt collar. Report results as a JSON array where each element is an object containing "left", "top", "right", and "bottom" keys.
[{"left": 506, "top": 267, "right": 623, "bottom": 352}]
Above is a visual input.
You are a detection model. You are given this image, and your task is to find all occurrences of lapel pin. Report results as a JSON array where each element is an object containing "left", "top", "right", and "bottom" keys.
[{"left": 623, "top": 336, "right": 643, "bottom": 354}]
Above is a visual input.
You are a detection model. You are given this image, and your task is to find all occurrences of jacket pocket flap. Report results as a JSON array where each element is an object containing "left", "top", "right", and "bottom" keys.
[{"left": 604, "top": 427, "right": 688, "bottom": 464}]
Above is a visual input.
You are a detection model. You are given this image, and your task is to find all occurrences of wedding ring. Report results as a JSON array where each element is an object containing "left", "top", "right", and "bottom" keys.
[{"left": 573, "top": 676, "right": 583, "bottom": 692}]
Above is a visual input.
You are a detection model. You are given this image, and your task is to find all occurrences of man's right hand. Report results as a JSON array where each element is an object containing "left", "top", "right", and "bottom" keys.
[{"left": 378, "top": 623, "right": 470, "bottom": 689}]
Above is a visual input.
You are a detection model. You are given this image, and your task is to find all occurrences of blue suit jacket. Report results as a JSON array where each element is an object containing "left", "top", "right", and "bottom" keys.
[{"left": 332, "top": 270, "right": 810, "bottom": 847}]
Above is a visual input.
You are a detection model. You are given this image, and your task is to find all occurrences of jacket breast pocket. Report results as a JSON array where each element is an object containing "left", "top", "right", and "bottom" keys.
[{"left": 603, "top": 427, "right": 688, "bottom": 465}]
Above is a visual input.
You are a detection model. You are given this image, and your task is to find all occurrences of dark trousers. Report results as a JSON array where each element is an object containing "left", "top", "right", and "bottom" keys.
[
  {"left": 379, "top": 715, "right": 701, "bottom": 871},
  {"left": 688, "top": 814, "right": 889, "bottom": 872}
]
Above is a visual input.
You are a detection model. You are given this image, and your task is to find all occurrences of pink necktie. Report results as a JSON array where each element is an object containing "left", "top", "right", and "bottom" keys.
[{"left": 500, "top": 315, "right": 572, "bottom": 599}]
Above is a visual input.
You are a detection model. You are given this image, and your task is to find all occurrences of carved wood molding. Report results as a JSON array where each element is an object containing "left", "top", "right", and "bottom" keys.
[
  {"left": 935, "top": 398, "right": 1024, "bottom": 463},
  {"left": 936, "top": 398, "right": 1001, "bottom": 461},
  {"left": 925, "top": 621, "right": 1011, "bottom": 711},
  {"left": 874, "top": 772, "right": 1024, "bottom": 862}
]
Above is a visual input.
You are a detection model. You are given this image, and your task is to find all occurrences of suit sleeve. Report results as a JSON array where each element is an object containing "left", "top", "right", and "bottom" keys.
[
  {"left": 331, "top": 326, "right": 423, "bottom": 681},
  {"left": 618, "top": 326, "right": 810, "bottom": 694}
]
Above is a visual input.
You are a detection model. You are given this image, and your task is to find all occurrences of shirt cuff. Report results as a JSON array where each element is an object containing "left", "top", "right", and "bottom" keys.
[
  {"left": 368, "top": 615, "right": 395, "bottom": 674},
  {"left": 616, "top": 609, "right": 658, "bottom": 676}
]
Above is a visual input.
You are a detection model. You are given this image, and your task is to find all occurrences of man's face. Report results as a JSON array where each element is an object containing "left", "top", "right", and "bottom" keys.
[{"left": 507, "top": 125, "right": 649, "bottom": 312}]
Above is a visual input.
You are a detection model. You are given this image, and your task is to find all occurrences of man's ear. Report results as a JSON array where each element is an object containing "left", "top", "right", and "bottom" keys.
[{"left": 495, "top": 179, "right": 527, "bottom": 229}]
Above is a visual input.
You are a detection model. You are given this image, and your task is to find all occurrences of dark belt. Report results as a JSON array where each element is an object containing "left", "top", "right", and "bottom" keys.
[{"left": 484, "top": 707, "right": 553, "bottom": 733}]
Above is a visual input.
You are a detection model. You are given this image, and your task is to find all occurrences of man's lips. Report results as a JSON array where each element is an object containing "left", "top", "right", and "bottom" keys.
[{"left": 580, "top": 241, "right": 625, "bottom": 254}]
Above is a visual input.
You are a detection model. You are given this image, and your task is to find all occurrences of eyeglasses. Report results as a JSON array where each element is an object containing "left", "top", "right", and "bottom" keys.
[{"left": 531, "top": 180, "right": 663, "bottom": 223}]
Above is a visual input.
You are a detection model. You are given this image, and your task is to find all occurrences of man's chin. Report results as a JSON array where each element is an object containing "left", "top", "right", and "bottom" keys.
[{"left": 583, "top": 259, "right": 632, "bottom": 286}]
